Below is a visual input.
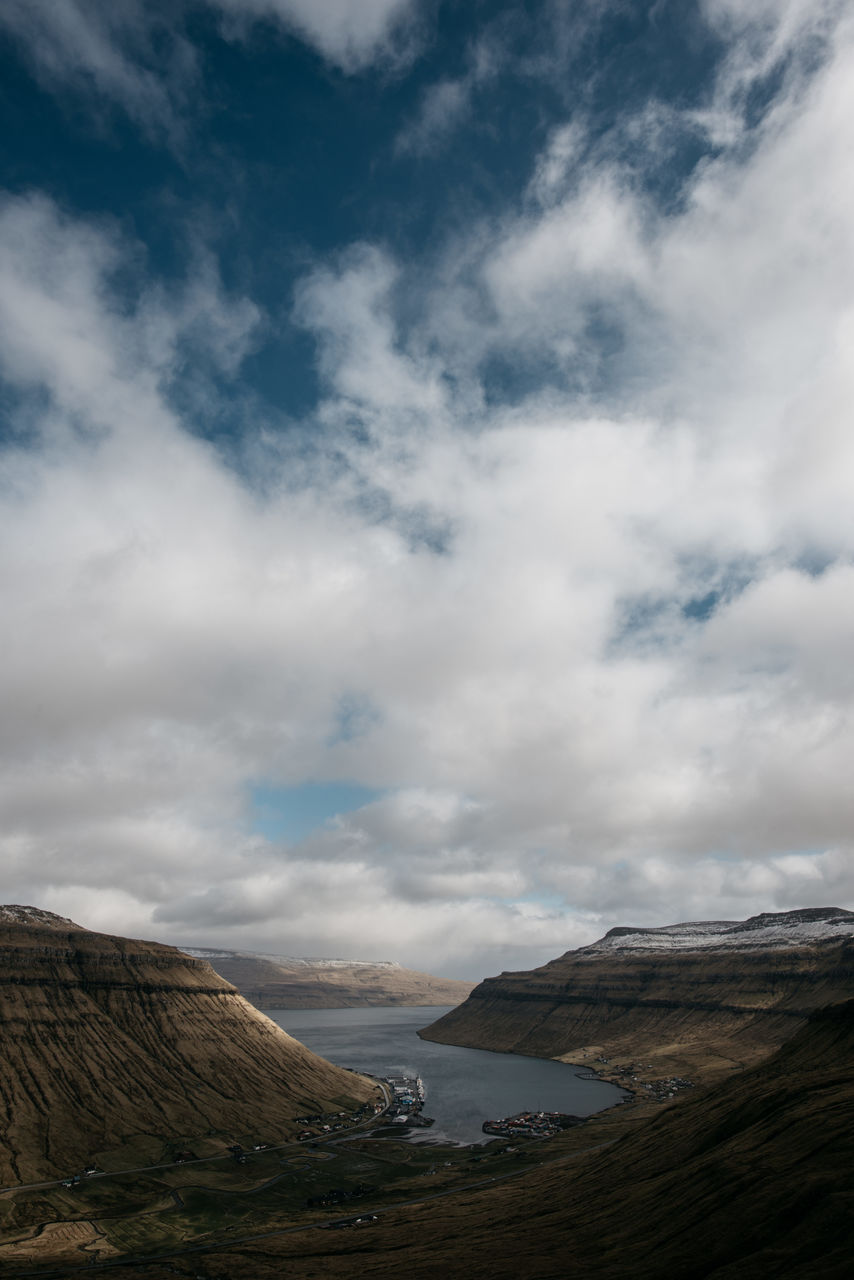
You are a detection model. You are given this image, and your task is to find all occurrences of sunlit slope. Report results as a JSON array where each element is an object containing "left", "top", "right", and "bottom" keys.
[
  {"left": 0, "top": 909, "right": 379, "bottom": 1183},
  {"left": 420, "top": 909, "right": 854, "bottom": 1078}
]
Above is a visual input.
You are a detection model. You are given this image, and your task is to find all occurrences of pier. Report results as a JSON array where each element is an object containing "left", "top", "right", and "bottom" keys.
[{"left": 383, "top": 1076, "right": 433, "bottom": 1128}]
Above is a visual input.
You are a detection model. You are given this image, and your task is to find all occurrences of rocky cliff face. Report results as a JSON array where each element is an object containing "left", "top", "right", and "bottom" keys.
[
  {"left": 182, "top": 947, "right": 474, "bottom": 1008},
  {"left": 0, "top": 909, "right": 380, "bottom": 1183},
  {"left": 419, "top": 908, "right": 854, "bottom": 1079}
]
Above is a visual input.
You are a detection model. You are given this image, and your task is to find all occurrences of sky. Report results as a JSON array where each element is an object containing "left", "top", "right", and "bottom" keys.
[{"left": 1, "top": 0, "right": 853, "bottom": 980}]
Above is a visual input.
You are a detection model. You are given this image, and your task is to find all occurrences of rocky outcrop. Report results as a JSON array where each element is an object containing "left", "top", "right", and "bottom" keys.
[
  {"left": 0, "top": 911, "right": 380, "bottom": 1184},
  {"left": 419, "top": 908, "right": 854, "bottom": 1079},
  {"left": 182, "top": 947, "right": 474, "bottom": 1008}
]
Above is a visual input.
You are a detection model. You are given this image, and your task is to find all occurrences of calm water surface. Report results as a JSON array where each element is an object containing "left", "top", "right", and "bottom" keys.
[{"left": 269, "top": 1006, "right": 626, "bottom": 1145}]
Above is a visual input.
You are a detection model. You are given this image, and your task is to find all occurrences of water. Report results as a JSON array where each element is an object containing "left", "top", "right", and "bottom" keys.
[{"left": 268, "top": 1005, "right": 626, "bottom": 1145}]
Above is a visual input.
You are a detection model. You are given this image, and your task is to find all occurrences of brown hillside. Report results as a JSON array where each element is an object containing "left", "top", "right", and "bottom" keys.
[
  {"left": 0, "top": 911, "right": 380, "bottom": 1184},
  {"left": 420, "top": 912, "right": 854, "bottom": 1080},
  {"left": 106, "top": 999, "right": 854, "bottom": 1280}
]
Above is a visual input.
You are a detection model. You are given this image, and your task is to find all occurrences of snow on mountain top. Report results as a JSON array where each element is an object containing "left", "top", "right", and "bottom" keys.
[
  {"left": 181, "top": 949, "right": 236, "bottom": 960},
  {"left": 253, "top": 954, "right": 400, "bottom": 970},
  {"left": 181, "top": 947, "right": 400, "bottom": 969},
  {"left": 580, "top": 908, "right": 854, "bottom": 954},
  {"left": 0, "top": 904, "right": 81, "bottom": 928}
]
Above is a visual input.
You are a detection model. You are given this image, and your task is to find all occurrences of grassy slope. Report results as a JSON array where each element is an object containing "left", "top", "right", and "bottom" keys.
[
  {"left": 115, "top": 999, "right": 851, "bottom": 1280},
  {"left": 419, "top": 940, "right": 854, "bottom": 1081},
  {"left": 4, "top": 1002, "right": 851, "bottom": 1277},
  {"left": 0, "top": 922, "right": 380, "bottom": 1184}
]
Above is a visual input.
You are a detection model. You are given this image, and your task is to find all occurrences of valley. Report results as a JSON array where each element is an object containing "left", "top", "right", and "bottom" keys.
[
  {"left": 33, "top": 997, "right": 848, "bottom": 1280},
  {"left": 0, "top": 1106, "right": 592, "bottom": 1274},
  {"left": 1, "top": 906, "right": 853, "bottom": 1278}
]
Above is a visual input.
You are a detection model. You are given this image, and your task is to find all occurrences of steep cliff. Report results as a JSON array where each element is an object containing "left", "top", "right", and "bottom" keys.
[
  {"left": 182, "top": 947, "right": 474, "bottom": 1008},
  {"left": 0, "top": 908, "right": 380, "bottom": 1183},
  {"left": 419, "top": 908, "right": 854, "bottom": 1079}
]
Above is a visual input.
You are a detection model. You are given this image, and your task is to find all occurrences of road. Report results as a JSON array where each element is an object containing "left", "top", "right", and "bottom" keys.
[
  {"left": 3, "top": 1138, "right": 618, "bottom": 1279},
  {"left": 0, "top": 1078, "right": 393, "bottom": 1196}
]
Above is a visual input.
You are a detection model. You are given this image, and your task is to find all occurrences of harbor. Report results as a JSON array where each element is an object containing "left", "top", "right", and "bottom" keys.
[
  {"left": 268, "top": 1006, "right": 628, "bottom": 1145},
  {"left": 384, "top": 1075, "right": 434, "bottom": 1128}
]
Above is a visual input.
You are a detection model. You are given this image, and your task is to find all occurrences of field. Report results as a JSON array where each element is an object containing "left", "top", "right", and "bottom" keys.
[{"left": 0, "top": 1101, "right": 652, "bottom": 1276}]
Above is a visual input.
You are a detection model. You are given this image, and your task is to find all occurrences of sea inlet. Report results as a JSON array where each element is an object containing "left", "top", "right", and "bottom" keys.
[{"left": 268, "top": 1005, "right": 627, "bottom": 1145}]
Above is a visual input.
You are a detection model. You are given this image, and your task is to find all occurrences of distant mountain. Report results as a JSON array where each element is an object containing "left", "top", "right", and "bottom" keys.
[
  {"left": 420, "top": 908, "right": 854, "bottom": 1082},
  {"left": 0, "top": 907, "right": 380, "bottom": 1183},
  {"left": 182, "top": 946, "right": 475, "bottom": 1008}
]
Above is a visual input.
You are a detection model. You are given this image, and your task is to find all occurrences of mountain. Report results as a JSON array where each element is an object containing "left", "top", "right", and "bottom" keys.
[
  {"left": 0, "top": 907, "right": 380, "bottom": 1183},
  {"left": 419, "top": 908, "right": 854, "bottom": 1081},
  {"left": 579, "top": 906, "right": 854, "bottom": 952},
  {"left": 393, "top": 999, "right": 854, "bottom": 1280},
  {"left": 181, "top": 947, "right": 475, "bottom": 1008},
  {"left": 99, "top": 998, "right": 854, "bottom": 1280}
]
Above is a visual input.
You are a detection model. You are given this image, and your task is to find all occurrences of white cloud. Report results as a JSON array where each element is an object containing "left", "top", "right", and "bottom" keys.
[
  {"left": 527, "top": 121, "right": 587, "bottom": 207},
  {"left": 0, "top": 0, "right": 422, "bottom": 136},
  {"left": 2, "top": 3, "right": 854, "bottom": 977},
  {"left": 214, "top": 0, "right": 422, "bottom": 73},
  {"left": 396, "top": 77, "right": 470, "bottom": 155},
  {"left": 690, "top": 0, "right": 847, "bottom": 146},
  {"left": 293, "top": 244, "right": 445, "bottom": 417},
  {"left": 0, "top": 194, "right": 259, "bottom": 434},
  {"left": 0, "top": 0, "right": 197, "bottom": 139},
  {"left": 395, "top": 35, "right": 502, "bottom": 155}
]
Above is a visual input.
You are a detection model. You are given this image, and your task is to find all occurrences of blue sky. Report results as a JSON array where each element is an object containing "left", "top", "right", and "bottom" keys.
[
  {"left": 0, "top": 0, "right": 852, "bottom": 977},
  {"left": 251, "top": 782, "right": 382, "bottom": 842}
]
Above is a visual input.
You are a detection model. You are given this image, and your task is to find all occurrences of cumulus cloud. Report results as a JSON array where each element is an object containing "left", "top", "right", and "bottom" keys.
[
  {"left": 293, "top": 245, "right": 445, "bottom": 417},
  {"left": 1, "top": 1, "right": 853, "bottom": 977},
  {"left": 696, "top": 0, "right": 847, "bottom": 145}
]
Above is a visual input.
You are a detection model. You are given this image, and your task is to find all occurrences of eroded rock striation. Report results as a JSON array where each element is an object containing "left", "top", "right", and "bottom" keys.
[
  {"left": 419, "top": 908, "right": 854, "bottom": 1078},
  {"left": 182, "top": 947, "right": 474, "bottom": 1008},
  {"left": 0, "top": 909, "right": 380, "bottom": 1183}
]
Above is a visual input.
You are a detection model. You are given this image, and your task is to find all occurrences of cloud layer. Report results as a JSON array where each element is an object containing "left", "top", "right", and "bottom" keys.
[{"left": 0, "top": 1, "right": 852, "bottom": 976}]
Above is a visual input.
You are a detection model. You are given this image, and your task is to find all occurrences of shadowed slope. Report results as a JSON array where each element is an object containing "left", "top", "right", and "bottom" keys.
[
  {"left": 0, "top": 911, "right": 380, "bottom": 1183},
  {"left": 125, "top": 999, "right": 853, "bottom": 1280}
]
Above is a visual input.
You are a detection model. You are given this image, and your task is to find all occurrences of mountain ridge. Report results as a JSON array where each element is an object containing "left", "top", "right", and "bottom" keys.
[
  {"left": 587, "top": 906, "right": 854, "bottom": 953},
  {"left": 184, "top": 948, "right": 402, "bottom": 970},
  {"left": 184, "top": 946, "right": 475, "bottom": 1008},
  {"left": 419, "top": 907, "right": 854, "bottom": 1082}
]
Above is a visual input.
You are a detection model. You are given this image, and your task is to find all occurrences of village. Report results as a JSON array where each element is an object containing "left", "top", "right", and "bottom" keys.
[
  {"left": 482, "top": 1110, "right": 584, "bottom": 1139},
  {"left": 592, "top": 1056, "right": 696, "bottom": 1101}
]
